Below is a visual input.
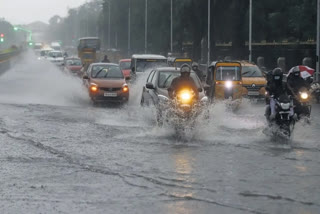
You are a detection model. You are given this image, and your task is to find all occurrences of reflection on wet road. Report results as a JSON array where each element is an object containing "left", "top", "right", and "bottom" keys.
[{"left": 0, "top": 52, "right": 319, "bottom": 213}]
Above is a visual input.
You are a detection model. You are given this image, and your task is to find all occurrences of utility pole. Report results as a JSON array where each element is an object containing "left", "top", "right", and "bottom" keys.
[
  {"left": 317, "top": 0, "right": 320, "bottom": 82},
  {"left": 145, "top": 0, "right": 148, "bottom": 54},
  {"left": 108, "top": 0, "right": 111, "bottom": 49},
  {"left": 207, "top": 0, "right": 211, "bottom": 67},
  {"left": 249, "top": 0, "right": 252, "bottom": 63},
  {"left": 128, "top": 0, "right": 131, "bottom": 56},
  {"left": 170, "top": 0, "right": 173, "bottom": 53}
]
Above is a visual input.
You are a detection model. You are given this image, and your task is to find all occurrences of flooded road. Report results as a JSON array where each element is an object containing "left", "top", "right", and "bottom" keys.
[{"left": 0, "top": 52, "right": 319, "bottom": 214}]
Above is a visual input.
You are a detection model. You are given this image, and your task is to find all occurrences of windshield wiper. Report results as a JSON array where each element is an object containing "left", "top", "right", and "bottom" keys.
[
  {"left": 94, "top": 68, "right": 105, "bottom": 78},
  {"left": 250, "top": 70, "right": 257, "bottom": 77},
  {"left": 242, "top": 71, "right": 251, "bottom": 76}
]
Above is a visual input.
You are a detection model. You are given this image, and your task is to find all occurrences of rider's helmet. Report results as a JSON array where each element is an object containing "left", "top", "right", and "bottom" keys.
[
  {"left": 192, "top": 62, "right": 199, "bottom": 71},
  {"left": 272, "top": 67, "right": 283, "bottom": 82},
  {"left": 180, "top": 64, "right": 192, "bottom": 76},
  {"left": 292, "top": 67, "right": 301, "bottom": 77}
]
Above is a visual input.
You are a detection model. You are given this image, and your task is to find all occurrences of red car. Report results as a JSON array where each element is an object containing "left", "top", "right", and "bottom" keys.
[
  {"left": 119, "top": 59, "right": 131, "bottom": 78},
  {"left": 64, "top": 57, "right": 83, "bottom": 76}
]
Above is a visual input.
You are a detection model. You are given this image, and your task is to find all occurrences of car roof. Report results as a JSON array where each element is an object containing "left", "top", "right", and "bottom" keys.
[
  {"left": 119, "top": 59, "right": 131, "bottom": 62},
  {"left": 79, "top": 37, "right": 99, "bottom": 40},
  {"left": 156, "top": 67, "right": 181, "bottom": 72},
  {"left": 209, "top": 61, "right": 242, "bottom": 67},
  {"left": 131, "top": 54, "right": 166, "bottom": 60},
  {"left": 65, "top": 57, "right": 81, "bottom": 60},
  {"left": 90, "top": 63, "right": 118, "bottom": 66}
]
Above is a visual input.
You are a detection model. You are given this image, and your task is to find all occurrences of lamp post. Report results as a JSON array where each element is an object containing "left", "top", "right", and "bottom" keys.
[
  {"left": 128, "top": 0, "right": 131, "bottom": 56},
  {"left": 14, "top": 26, "right": 33, "bottom": 42},
  {"left": 170, "top": 0, "right": 173, "bottom": 53},
  {"left": 207, "top": 0, "right": 211, "bottom": 67},
  {"left": 249, "top": 0, "right": 252, "bottom": 63},
  {"left": 316, "top": 0, "right": 320, "bottom": 82},
  {"left": 145, "top": 0, "right": 148, "bottom": 54}
]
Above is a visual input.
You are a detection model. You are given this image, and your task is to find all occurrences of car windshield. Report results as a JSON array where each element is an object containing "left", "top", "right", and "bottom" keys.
[
  {"left": 83, "top": 53, "right": 94, "bottom": 59},
  {"left": 216, "top": 66, "right": 241, "bottom": 81},
  {"left": 49, "top": 52, "right": 63, "bottom": 58},
  {"left": 242, "top": 66, "right": 263, "bottom": 77},
  {"left": 91, "top": 65, "right": 123, "bottom": 79},
  {"left": 174, "top": 61, "right": 192, "bottom": 68},
  {"left": 135, "top": 59, "right": 167, "bottom": 72},
  {"left": 66, "top": 59, "right": 82, "bottom": 66},
  {"left": 158, "top": 71, "right": 201, "bottom": 89},
  {"left": 120, "top": 61, "right": 131, "bottom": 70}
]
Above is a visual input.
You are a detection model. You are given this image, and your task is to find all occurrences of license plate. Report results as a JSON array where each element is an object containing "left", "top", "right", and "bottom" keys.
[
  {"left": 104, "top": 92, "right": 117, "bottom": 97},
  {"left": 248, "top": 91, "right": 260, "bottom": 96}
]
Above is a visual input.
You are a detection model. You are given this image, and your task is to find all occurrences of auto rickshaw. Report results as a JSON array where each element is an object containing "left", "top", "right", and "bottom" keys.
[
  {"left": 167, "top": 57, "right": 192, "bottom": 68},
  {"left": 206, "top": 61, "right": 243, "bottom": 109}
]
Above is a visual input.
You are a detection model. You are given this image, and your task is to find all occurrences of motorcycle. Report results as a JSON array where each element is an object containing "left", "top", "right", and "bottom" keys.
[
  {"left": 157, "top": 89, "right": 208, "bottom": 132},
  {"left": 265, "top": 94, "right": 295, "bottom": 139},
  {"left": 311, "top": 83, "right": 320, "bottom": 103},
  {"left": 293, "top": 87, "right": 311, "bottom": 119}
]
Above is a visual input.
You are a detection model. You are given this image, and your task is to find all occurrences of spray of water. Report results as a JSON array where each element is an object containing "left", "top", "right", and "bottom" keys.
[{"left": 0, "top": 51, "right": 90, "bottom": 107}]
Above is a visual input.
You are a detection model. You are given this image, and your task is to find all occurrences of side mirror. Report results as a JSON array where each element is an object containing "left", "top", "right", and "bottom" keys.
[
  {"left": 83, "top": 75, "right": 89, "bottom": 80},
  {"left": 125, "top": 76, "right": 131, "bottom": 81},
  {"left": 146, "top": 82, "right": 155, "bottom": 89}
]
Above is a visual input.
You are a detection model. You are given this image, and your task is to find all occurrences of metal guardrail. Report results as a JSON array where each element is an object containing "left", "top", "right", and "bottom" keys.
[{"left": 0, "top": 49, "right": 20, "bottom": 75}]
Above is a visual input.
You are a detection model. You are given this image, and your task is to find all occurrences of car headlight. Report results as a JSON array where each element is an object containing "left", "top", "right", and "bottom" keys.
[
  {"left": 300, "top": 92, "right": 308, "bottom": 100},
  {"left": 280, "top": 103, "right": 290, "bottom": 110},
  {"left": 90, "top": 83, "right": 98, "bottom": 92},
  {"left": 122, "top": 84, "right": 129, "bottom": 93},
  {"left": 225, "top": 81, "right": 233, "bottom": 89}
]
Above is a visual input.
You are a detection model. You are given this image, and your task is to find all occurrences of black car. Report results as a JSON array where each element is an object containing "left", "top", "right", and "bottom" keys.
[{"left": 140, "top": 67, "right": 207, "bottom": 106}]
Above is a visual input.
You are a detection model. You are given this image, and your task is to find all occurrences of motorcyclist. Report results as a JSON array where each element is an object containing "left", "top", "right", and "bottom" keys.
[
  {"left": 168, "top": 64, "right": 199, "bottom": 99},
  {"left": 192, "top": 62, "right": 204, "bottom": 82},
  {"left": 265, "top": 68, "right": 290, "bottom": 120},
  {"left": 287, "top": 67, "right": 310, "bottom": 96}
]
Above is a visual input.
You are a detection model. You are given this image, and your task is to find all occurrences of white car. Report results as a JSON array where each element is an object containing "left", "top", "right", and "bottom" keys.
[{"left": 47, "top": 51, "right": 64, "bottom": 66}]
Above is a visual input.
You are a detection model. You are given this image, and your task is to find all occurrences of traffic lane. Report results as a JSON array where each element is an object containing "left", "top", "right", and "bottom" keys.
[{"left": 1, "top": 102, "right": 320, "bottom": 213}]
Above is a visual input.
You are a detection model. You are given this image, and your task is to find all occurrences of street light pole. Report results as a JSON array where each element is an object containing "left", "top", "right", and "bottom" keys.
[
  {"left": 170, "top": 0, "right": 173, "bottom": 53},
  {"left": 249, "top": 0, "right": 252, "bottom": 63},
  {"left": 207, "top": 0, "right": 211, "bottom": 67},
  {"left": 108, "top": 0, "right": 111, "bottom": 49},
  {"left": 317, "top": 0, "right": 320, "bottom": 82},
  {"left": 128, "top": 0, "right": 131, "bottom": 56},
  {"left": 145, "top": 0, "right": 148, "bottom": 54}
]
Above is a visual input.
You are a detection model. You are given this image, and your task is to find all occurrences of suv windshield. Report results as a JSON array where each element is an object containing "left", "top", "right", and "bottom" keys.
[
  {"left": 216, "top": 66, "right": 241, "bottom": 81},
  {"left": 91, "top": 65, "right": 123, "bottom": 79},
  {"left": 135, "top": 59, "right": 167, "bottom": 72},
  {"left": 49, "top": 52, "right": 63, "bottom": 58},
  {"left": 242, "top": 66, "right": 263, "bottom": 77},
  {"left": 158, "top": 71, "right": 201, "bottom": 89}
]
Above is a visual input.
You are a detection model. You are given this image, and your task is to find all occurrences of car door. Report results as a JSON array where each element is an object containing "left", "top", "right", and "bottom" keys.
[
  {"left": 141, "top": 70, "right": 156, "bottom": 105},
  {"left": 148, "top": 71, "right": 159, "bottom": 105},
  {"left": 83, "top": 65, "right": 92, "bottom": 88}
]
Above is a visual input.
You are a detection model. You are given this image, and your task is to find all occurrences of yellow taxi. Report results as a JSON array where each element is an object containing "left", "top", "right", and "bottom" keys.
[{"left": 240, "top": 61, "right": 267, "bottom": 99}]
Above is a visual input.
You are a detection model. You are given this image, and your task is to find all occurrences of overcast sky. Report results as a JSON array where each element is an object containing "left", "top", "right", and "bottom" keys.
[{"left": 0, "top": 0, "right": 87, "bottom": 24}]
